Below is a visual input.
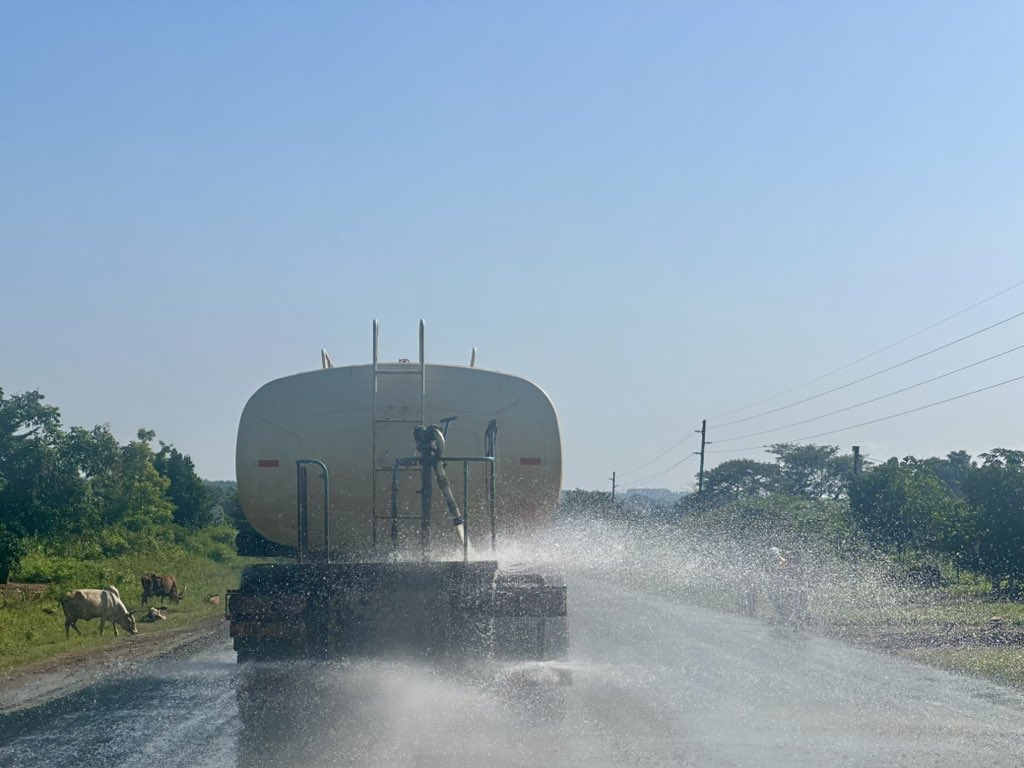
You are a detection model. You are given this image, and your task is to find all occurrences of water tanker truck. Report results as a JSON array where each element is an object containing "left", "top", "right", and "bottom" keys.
[{"left": 226, "top": 321, "right": 567, "bottom": 661}]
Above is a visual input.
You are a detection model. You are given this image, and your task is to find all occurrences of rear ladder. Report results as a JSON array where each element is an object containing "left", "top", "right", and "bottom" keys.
[{"left": 370, "top": 320, "right": 426, "bottom": 550}]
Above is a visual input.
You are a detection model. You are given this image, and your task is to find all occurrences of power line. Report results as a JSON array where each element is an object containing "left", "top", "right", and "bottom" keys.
[
  {"left": 710, "top": 277, "right": 1024, "bottom": 421},
  {"left": 618, "top": 426, "right": 700, "bottom": 477},
  {"left": 622, "top": 281, "right": 1024, "bottom": 475},
  {"left": 713, "top": 308, "right": 1024, "bottom": 429},
  {"left": 707, "top": 373, "right": 1024, "bottom": 455},
  {"left": 786, "top": 374, "right": 1024, "bottom": 442},
  {"left": 627, "top": 452, "right": 696, "bottom": 488},
  {"left": 712, "top": 341, "right": 1024, "bottom": 444},
  {"left": 629, "top": 453, "right": 695, "bottom": 487},
  {"left": 708, "top": 443, "right": 781, "bottom": 455}
]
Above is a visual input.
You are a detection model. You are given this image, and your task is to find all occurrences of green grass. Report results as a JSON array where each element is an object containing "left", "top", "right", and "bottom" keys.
[
  {"left": 819, "top": 596, "right": 1024, "bottom": 630},
  {"left": 0, "top": 550, "right": 247, "bottom": 672},
  {"left": 904, "top": 647, "right": 1024, "bottom": 687}
]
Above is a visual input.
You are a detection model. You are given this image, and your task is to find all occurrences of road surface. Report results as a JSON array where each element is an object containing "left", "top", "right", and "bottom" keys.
[{"left": 3, "top": 548, "right": 1024, "bottom": 767}]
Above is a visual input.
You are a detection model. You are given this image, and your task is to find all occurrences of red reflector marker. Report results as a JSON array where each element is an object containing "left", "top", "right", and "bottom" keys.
[
  {"left": 257, "top": 459, "right": 280, "bottom": 468},
  {"left": 519, "top": 457, "right": 542, "bottom": 466}
]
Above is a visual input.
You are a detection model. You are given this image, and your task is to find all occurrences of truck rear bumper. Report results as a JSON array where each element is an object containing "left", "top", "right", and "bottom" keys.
[{"left": 226, "top": 560, "right": 567, "bottom": 661}]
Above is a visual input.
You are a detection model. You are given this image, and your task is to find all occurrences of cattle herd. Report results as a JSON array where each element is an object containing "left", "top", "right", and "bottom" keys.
[{"left": 59, "top": 573, "right": 185, "bottom": 640}]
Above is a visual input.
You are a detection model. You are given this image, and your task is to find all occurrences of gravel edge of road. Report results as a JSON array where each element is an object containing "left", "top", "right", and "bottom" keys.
[{"left": 0, "top": 615, "right": 231, "bottom": 714}]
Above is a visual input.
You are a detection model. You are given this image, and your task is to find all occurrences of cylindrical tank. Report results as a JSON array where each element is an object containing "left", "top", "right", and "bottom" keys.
[{"left": 236, "top": 362, "right": 562, "bottom": 560}]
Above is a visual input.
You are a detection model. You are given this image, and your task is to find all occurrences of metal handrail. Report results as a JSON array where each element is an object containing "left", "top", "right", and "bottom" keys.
[
  {"left": 390, "top": 455, "right": 496, "bottom": 561},
  {"left": 295, "top": 459, "right": 330, "bottom": 564},
  {"left": 484, "top": 419, "right": 498, "bottom": 551}
]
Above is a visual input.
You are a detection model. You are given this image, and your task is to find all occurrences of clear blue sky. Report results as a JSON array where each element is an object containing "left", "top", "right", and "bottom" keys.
[{"left": 3, "top": 3, "right": 1023, "bottom": 491}]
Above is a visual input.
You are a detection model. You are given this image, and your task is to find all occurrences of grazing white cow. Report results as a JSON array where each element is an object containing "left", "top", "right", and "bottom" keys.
[{"left": 60, "top": 586, "right": 138, "bottom": 638}]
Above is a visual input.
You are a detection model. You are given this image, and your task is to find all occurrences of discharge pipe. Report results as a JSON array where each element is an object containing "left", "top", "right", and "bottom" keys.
[{"left": 414, "top": 424, "right": 470, "bottom": 557}]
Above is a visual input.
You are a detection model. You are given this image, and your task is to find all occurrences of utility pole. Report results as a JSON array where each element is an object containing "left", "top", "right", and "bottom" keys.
[
  {"left": 610, "top": 471, "right": 616, "bottom": 502},
  {"left": 852, "top": 445, "right": 863, "bottom": 476},
  {"left": 696, "top": 419, "right": 708, "bottom": 493}
]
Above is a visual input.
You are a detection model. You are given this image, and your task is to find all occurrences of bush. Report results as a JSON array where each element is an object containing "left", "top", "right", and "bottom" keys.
[
  {"left": 16, "top": 549, "right": 102, "bottom": 587},
  {"left": 0, "top": 525, "right": 27, "bottom": 583},
  {"left": 99, "top": 528, "right": 131, "bottom": 557}
]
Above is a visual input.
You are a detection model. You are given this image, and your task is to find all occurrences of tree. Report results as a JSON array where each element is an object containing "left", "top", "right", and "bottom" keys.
[
  {"left": 961, "top": 452, "right": 1024, "bottom": 592},
  {"left": 700, "top": 459, "right": 780, "bottom": 503},
  {"left": 848, "top": 457, "right": 963, "bottom": 558},
  {"left": 0, "top": 521, "right": 26, "bottom": 583},
  {"left": 766, "top": 443, "right": 852, "bottom": 500},
  {"left": 0, "top": 388, "right": 61, "bottom": 450},
  {"left": 66, "top": 425, "right": 120, "bottom": 480},
  {"left": 0, "top": 389, "right": 90, "bottom": 538},
  {"left": 917, "top": 450, "right": 974, "bottom": 498},
  {"left": 155, "top": 443, "right": 213, "bottom": 528},
  {"left": 205, "top": 480, "right": 242, "bottom": 525},
  {"left": 90, "top": 429, "right": 174, "bottom": 530},
  {"left": 978, "top": 448, "right": 1024, "bottom": 469},
  {"left": 62, "top": 424, "right": 122, "bottom": 532}
]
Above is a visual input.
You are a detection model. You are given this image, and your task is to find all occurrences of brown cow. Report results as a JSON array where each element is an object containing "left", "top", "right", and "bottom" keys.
[
  {"left": 141, "top": 573, "right": 186, "bottom": 605},
  {"left": 61, "top": 586, "right": 138, "bottom": 638}
]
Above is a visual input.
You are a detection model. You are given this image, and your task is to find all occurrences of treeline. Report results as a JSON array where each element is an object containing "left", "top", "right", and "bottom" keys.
[
  {"left": 561, "top": 442, "right": 1024, "bottom": 593},
  {"left": 0, "top": 388, "right": 243, "bottom": 582}
]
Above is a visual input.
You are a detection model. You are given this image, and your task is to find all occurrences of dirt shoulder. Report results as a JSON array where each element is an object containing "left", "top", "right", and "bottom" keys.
[
  {"left": 0, "top": 614, "right": 230, "bottom": 714},
  {"left": 828, "top": 621, "right": 1024, "bottom": 653},
  {"left": 811, "top": 606, "right": 1024, "bottom": 689}
]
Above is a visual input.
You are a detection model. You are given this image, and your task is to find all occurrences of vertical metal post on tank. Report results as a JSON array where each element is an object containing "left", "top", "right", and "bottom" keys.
[
  {"left": 462, "top": 461, "right": 470, "bottom": 562},
  {"left": 389, "top": 462, "right": 400, "bottom": 550},
  {"left": 420, "top": 453, "right": 433, "bottom": 561},
  {"left": 484, "top": 420, "right": 498, "bottom": 552},
  {"left": 489, "top": 460, "right": 497, "bottom": 552},
  {"left": 419, "top": 320, "right": 426, "bottom": 422},
  {"left": 371, "top": 319, "right": 380, "bottom": 549},
  {"left": 296, "top": 464, "right": 308, "bottom": 563},
  {"left": 296, "top": 459, "right": 331, "bottom": 563},
  {"left": 418, "top": 321, "right": 429, "bottom": 560}
]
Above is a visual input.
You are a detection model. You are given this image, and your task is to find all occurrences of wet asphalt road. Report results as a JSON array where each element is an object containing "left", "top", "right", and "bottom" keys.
[{"left": 3, "top": 570, "right": 1024, "bottom": 768}]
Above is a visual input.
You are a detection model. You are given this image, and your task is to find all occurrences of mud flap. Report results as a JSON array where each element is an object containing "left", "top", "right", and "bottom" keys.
[{"left": 487, "top": 573, "right": 568, "bottom": 660}]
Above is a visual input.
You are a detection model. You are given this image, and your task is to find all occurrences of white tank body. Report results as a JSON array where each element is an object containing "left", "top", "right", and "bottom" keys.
[{"left": 236, "top": 362, "right": 562, "bottom": 559}]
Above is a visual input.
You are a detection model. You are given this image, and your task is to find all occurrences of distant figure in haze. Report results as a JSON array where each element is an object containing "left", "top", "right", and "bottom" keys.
[
  {"left": 784, "top": 550, "right": 811, "bottom": 624},
  {"left": 767, "top": 547, "right": 811, "bottom": 625},
  {"left": 739, "top": 550, "right": 760, "bottom": 616}
]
